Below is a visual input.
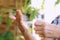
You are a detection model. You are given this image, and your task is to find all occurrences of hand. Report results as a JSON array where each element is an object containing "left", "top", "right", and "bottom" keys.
[
  {"left": 9, "top": 10, "right": 27, "bottom": 32},
  {"left": 9, "top": 10, "right": 22, "bottom": 21},
  {"left": 34, "top": 21, "right": 60, "bottom": 38},
  {"left": 9, "top": 10, "right": 35, "bottom": 40},
  {"left": 34, "top": 21, "right": 45, "bottom": 37}
]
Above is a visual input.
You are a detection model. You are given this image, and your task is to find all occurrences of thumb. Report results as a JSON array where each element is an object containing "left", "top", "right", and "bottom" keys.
[{"left": 9, "top": 15, "right": 16, "bottom": 21}]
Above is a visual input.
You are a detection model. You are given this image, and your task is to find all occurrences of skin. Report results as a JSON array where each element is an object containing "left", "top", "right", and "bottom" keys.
[
  {"left": 9, "top": 10, "right": 60, "bottom": 40},
  {"left": 9, "top": 10, "right": 35, "bottom": 40},
  {"left": 34, "top": 22, "right": 45, "bottom": 37},
  {"left": 35, "top": 22, "right": 60, "bottom": 38}
]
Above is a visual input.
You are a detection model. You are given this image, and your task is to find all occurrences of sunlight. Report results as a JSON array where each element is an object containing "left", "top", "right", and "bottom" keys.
[
  {"left": 31, "top": 0, "right": 60, "bottom": 23},
  {"left": 31, "top": 0, "right": 60, "bottom": 40},
  {"left": 31, "top": 0, "right": 42, "bottom": 8}
]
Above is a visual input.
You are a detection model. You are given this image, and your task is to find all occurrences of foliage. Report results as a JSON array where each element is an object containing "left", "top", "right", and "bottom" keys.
[
  {"left": 22, "top": 0, "right": 39, "bottom": 21},
  {"left": 0, "top": 31, "right": 15, "bottom": 40},
  {"left": 0, "top": 13, "right": 12, "bottom": 27},
  {"left": 25, "top": 0, "right": 31, "bottom": 7},
  {"left": 6, "top": 17, "right": 12, "bottom": 27},
  {"left": 41, "top": 0, "right": 45, "bottom": 10},
  {"left": 4, "top": 31, "right": 15, "bottom": 40},
  {"left": 55, "top": 0, "right": 60, "bottom": 5},
  {"left": 0, "top": 34, "right": 4, "bottom": 40},
  {"left": 0, "top": 15, "right": 3, "bottom": 24},
  {"left": 22, "top": 6, "right": 39, "bottom": 21},
  {"left": 28, "top": 8, "right": 39, "bottom": 21}
]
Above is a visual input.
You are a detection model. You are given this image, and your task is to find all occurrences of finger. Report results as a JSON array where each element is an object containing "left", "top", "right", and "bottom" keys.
[
  {"left": 34, "top": 22, "right": 45, "bottom": 30},
  {"left": 16, "top": 10, "right": 27, "bottom": 32},
  {"left": 34, "top": 22, "right": 42, "bottom": 26},
  {"left": 35, "top": 31, "right": 44, "bottom": 35},
  {"left": 16, "top": 10, "right": 23, "bottom": 23},
  {"left": 34, "top": 22, "right": 45, "bottom": 26},
  {"left": 39, "top": 34, "right": 44, "bottom": 37},
  {"left": 34, "top": 26, "right": 44, "bottom": 31},
  {"left": 34, "top": 22, "right": 46, "bottom": 26},
  {"left": 9, "top": 15, "right": 16, "bottom": 20}
]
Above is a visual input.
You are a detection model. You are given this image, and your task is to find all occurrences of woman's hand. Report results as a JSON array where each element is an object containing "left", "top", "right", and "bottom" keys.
[
  {"left": 34, "top": 21, "right": 45, "bottom": 37},
  {"left": 9, "top": 10, "right": 35, "bottom": 40},
  {"left": 34, "top": 21, "right": 60, "bottom": 38}
]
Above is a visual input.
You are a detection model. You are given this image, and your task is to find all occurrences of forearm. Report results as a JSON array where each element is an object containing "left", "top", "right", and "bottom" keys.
[
  {"left": 16, "top": 10, "right": 35, "bottom": 40},
  {"left": 18, "top": 23, "right": 35, "bottom": 40},
  {"left": 22, "top": 29, "right": 35, "bottom": 40},
  {"left": 45, "top": 23, "right": 60, "bottom": 38}
]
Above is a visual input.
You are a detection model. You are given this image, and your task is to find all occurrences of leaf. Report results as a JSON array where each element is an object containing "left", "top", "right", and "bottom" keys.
[
  {"left": 6, "top": 17, "right": 12, "bottom": 27},
  {"left": 26, "top": 0, "right": 31, "bottom": 6},
  {"left": 29, "top": 8, "right": 38, "bottom": 21},
  {"left": 21, "top": 0, "right": 39, "bottom": 21},
  {"left": 4, "top": 31, "right": 14, "bottom": 40},
  {"left": 21, "top": 0, "right": 31, "bottom": 14},
  {"left": 0, "top": 15, "right": 3, "bottom": 24},
  {"left": 0, "top": 34, "right": 4, "bottom": 40},
  {"left": 55, "top": 0, "right": 60, "bottom": 5}
]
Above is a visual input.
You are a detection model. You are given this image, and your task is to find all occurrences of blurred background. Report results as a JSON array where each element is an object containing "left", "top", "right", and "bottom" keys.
[{"left": 0, "top": 0, "right": 60, "bottom": 40}]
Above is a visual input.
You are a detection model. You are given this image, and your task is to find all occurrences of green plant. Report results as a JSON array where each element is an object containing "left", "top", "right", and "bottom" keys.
[
  {"left": 0, "top": 15, "right": 3, "bottom": 24},
  {"left": 55, "top": 0, "right": 60, "bottom": 5},
  {"left": 25, "top": 0, "right": 31, "bottom": 7},
  {"left": 4, "top": 31, "right": 15, "bottom": 40},
  {"left": 27, "top": 7, "right": 39, "bottom": 21},
  {"left": 22, "top": 7, "right": 39, "bottom": 21},
  {"left": 0, "top": 34, "right": 4, "bottom": 40},
  {"left": 0, "top": 31, "right": 15, "bottom": 40},
  {"left": 22, "top": 0, "right": 39, "bottom": 21},
  {"left": 6, "top": 17, "right": 12, "bottom": 27}
]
